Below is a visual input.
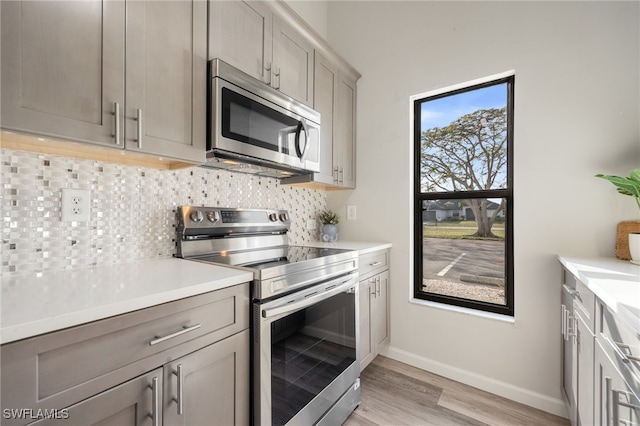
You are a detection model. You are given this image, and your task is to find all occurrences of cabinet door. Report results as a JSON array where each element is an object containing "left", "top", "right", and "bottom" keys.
[
  {"left": 126, "top": 0, "right": 206, "bottom": 163},
  {"left": 312, "top": 51, "right": 338, "bottom": 185},
  {"left": 595, "top": 341, "right": 640, "bottom": 426},
  {"left": 334, "top": 71, "right": 357, "bottom": 188},
  {"left": 561, "top": 289, "right": 577, "bottom": 425},
  {"left": 576, "top": 314, "right": 594, "bottom": 426},
  {"left": 358, "top": 279, "right": 374, "bottom": 371},
  {"left": 1, "top": 0, "right": 125, "bottom": 147},
  {"left": 163, "top": 330, "right": 250, "bottom": 426},
  {"left": 209, "top": 0, "right": 273, "bottom": 84},
  {"left": 30, "top": 369, "right": 163, "bottom": 426},
  {"left": 373, "top": 270, "right": 390, "bottom": 351},
  {"left": 272, "top": 16, "right": 314, "bottom": 107}
]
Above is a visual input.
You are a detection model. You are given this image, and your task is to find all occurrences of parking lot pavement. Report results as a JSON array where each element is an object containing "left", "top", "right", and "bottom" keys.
[{"left": 422, "top": 237, "right": 505, "bottom": 283}]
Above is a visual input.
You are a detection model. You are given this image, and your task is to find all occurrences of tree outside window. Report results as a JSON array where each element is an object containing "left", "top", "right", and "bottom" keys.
[{"left": 413, "top": 75, "right": 514, "bottom": 316}]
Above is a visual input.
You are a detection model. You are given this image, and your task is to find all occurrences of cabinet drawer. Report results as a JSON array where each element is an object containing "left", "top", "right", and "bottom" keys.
[
  {"left": 359, "top": 249, "right": 389, "bottom": 280},
  {"left": 1, "top": 283, "right": 249, "bottom": 425},
  {"left": 563, "top": 267, "right": 595, "bottom": 333}
]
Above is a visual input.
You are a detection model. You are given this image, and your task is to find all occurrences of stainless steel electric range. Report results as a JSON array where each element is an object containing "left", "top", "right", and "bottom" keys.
[{"left": 175, "top": 206, "right": 361, "bottom": 426}]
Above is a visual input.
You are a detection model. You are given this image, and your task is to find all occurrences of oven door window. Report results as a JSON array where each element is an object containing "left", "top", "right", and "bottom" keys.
[
  {"left": 222, "top": 87, "right": 301, "bottom": 156},
  {"left": 270, "top": 290, "right": 356, "bottom": 425}
]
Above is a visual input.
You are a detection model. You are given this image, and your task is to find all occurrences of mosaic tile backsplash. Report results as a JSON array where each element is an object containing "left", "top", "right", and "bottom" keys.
[{"left": 1, "top": 148, "right": 326, "bottom": 277}]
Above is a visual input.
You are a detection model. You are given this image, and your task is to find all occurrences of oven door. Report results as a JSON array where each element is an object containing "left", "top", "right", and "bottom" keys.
[
  {"left": 211, "top": 77, "right": 320, "bottom": 174},
  {"left": 254, "top": 272, "right": 359, "bottom": 426}
]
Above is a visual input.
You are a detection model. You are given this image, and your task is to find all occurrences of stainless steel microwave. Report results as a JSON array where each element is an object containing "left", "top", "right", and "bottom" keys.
[{"left": 204, "top": 59, "right": 321, "bottom": 178}]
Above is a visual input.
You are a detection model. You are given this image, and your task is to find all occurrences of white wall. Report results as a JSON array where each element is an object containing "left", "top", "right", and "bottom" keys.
[
  {"left": 326, "top": 1, "right": 640, "bottom": 416},
  {"left": 284, "top": 0, "right": 328, "bottom": 39}
]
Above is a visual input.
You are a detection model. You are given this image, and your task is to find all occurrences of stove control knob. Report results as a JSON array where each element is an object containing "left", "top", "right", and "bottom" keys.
[
  {"left": 268, "top": 213, "right": 278, "bottom": 222},
  {"left": 279, "top": 213, "right": 289, "bottom": 222},
  {"left": 190, "top": 210, "right": 204, "bottom": 223},
  {"left": 206, "top": 211, "right": 220, "bottom": 223}
]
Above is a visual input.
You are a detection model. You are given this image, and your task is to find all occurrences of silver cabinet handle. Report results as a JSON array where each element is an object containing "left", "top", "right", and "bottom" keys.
[
  {"left": 561, "top": 305, "right": 566, "bottom": 338},
  {"left": 136, "top": 108, "right": 143, "bottom": 148},
  {"left": 614, "top": 342, "right": 640, "bottom": 362},
  {"left": 149, "top": 324, "right": 202, "bottom": 346},
  {"left": 173, "top": 364, "right": 184, "bottom": 415},
  {"left": 265, "top": 62, "right": 272, "bottom": 85},
  {"left": 113, "top": 102, "right": 121, "bottom": 145},
  {"left": 376, "top": 276, "right": 381, "bottom": 297},
  {"left": 148, "top": 376, "right": 160, "bottom": 426},
  {"left": 339, "top": 167, "right": 344, "bottom": 184},
  {"left": 564, "top": 311, "right": 576, "bottom": 341},
  {"left": 611, "top": 383, "right": 640, "bottom": 426},
  {"left": 333, "top": 167, "right": 339, "bottom": 184},
  {"left": 369, "top": 261, "right": 382, "bottom": 267},
  {"left": 604, "top": 335, "right": 640, "bottom": 363},
  {"left": 273, "top": 66, "right": 280, "bottom": 90}
]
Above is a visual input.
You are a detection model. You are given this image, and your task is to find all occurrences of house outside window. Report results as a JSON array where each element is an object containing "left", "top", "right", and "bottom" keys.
[{"left": 412, "top": 73, "right": 514, "bottom": 316}]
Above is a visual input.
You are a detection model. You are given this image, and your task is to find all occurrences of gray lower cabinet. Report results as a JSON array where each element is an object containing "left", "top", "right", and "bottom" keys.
[
  {"left": 358, "top": 249, "right": 390, "bottom": 371},
  {"left": 1, "top": 284, "right": 250, "bottom": 426},
  {"left": 28, "top": 368, "right": 164, "bottom": 426},
  {"left": 1, "top": 0, "right": 206, "bottom": 164},
  {"left": 595, "top": 338, "right": 640, "bottom": 426},
  {"left": 163, "top": 330, "right": 249, "bottom": 426},
  {"left": 560, "top": 267, "right": 595, "bottom": 426}
]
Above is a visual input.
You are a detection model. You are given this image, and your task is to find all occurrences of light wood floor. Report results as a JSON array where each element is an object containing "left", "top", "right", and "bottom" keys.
[{"left": 343, "top": 356, "right": 570, "bottom": 426}]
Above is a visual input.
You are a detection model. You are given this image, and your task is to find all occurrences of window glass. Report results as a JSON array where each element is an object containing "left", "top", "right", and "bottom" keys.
[{"left": 413, "top": 76, "right": 514, "bottom": 316}]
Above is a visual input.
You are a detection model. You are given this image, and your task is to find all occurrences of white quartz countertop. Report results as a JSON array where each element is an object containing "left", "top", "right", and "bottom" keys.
[
  {"left": 1, "top": 258, "right": 253, "bottom": 345},
  {"left": 558, "top": 256, "right": 640, "bottom": 336},
  {"left": 305, "top": 241, "right": 392, "bottom": 255}
]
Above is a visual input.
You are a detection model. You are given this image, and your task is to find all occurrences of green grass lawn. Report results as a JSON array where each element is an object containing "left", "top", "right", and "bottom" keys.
[{"left": 423, "top": 221, "right": 505, "bottom": 239}]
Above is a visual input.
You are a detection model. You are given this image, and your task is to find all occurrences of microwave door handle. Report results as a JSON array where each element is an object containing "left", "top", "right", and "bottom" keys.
[{"left": 296, "top": 119, "right": 310, "bottom": 162}]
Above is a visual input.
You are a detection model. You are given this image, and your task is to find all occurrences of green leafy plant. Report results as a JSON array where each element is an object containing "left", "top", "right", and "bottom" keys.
[
  {"left": 595, "top": 168, "right": 640, "bottom": 210},
  {"left": 317, "top": 209, "right": 340, "bottom": 225}
]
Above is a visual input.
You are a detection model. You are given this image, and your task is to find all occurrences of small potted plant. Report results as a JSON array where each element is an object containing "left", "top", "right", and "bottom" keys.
[
  {"left": 596, "top": 168, "right": 640, "bottom": 264},
  {"left": 317, "top": 209, "right": 340, "bottom": 242}
]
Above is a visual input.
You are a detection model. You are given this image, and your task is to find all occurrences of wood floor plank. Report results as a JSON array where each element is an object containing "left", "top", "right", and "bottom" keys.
[{"left": 343, "top": 356, "right": 569, "bottom": 426}]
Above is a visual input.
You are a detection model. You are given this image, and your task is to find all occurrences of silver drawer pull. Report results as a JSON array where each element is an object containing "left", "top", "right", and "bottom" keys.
[
  {"left": 613, "top": 341, "right": 640, "bottom": 363},
  {"left": 369, "top": 261, "right": 382, "bottom": 267},
  {"left": 612, "top": 387, "right": 640, "bottom": 426},
  {"left": 149, "top": 324, "right": 202, "bottom": 346}
]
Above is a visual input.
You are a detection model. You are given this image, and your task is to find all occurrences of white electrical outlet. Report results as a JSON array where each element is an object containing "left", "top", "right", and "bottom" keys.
[
  {"left": 61, "top": 189, "right": 91, "bottom": 222},
  {"left": 347, "top": 205, "right": 357, "bottom": 221},
  {"left": 306, "top": 219, "right": 317, "bottom": 230}
]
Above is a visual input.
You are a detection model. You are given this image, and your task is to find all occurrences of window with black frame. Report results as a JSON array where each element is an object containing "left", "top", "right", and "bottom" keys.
[{"left": 413, "top": 75, "right": 514, "bottom": 316}]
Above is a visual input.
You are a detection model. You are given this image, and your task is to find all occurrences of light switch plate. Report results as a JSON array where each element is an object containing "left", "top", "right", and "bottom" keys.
[
  {"left": 61, "top": 189, "right": 91, "bottom": 222},
  {"left": 347, "top": 205, "right": 357, "bottom": 221},
  {"left": 307, "top": 219, "right": 317, "bottom": 230}
]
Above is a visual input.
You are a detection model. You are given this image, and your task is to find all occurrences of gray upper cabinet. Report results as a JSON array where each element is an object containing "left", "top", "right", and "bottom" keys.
[
  {"left": 334, "top": 70, "right": 358, "bottom": 188},
  {"left": 1, "top": 0, "right": 206, "bottom": 164},
  {"left": 208, "top": 0, "right": 273, "bottom": 85},
  {"left": 125, "top": 1, "right": 206, "bottom": 162},
  {"left": 283, "top": 51, "right": 358, "bottom": 189},
  {"left": 1, "top": 0, "right": 125, "bottom": 148},
  {"left": 208, "top": 0, "right": 313, "bottom": 107},
  {"left": 271, "top": 15, "right": 314, "bottom": 107},
  {"left": 309, "top": 51, "right": 339, "bottom": 186}
]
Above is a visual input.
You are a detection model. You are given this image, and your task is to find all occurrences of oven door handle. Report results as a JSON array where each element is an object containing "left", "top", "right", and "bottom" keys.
[{"left": 262, "top": 276, "right": 357, "bottom": 319}]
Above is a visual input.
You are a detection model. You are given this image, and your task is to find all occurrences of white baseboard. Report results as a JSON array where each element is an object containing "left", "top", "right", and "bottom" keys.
[{"left": 381, "top": 345, "right": 568, "bottom": 418}]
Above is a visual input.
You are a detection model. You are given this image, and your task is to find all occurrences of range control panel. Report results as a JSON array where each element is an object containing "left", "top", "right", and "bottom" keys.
[{"left": 176, "top": 206, "right": 291, "bottom": 238}]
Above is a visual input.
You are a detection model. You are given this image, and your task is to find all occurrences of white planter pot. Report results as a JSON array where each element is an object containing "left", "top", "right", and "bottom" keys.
[
  {"left": 321, "top": 224, "right": 338, "bottom": 242},
  {"left": 629, "top": 233, "right": 640, "bottom": 265}
]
